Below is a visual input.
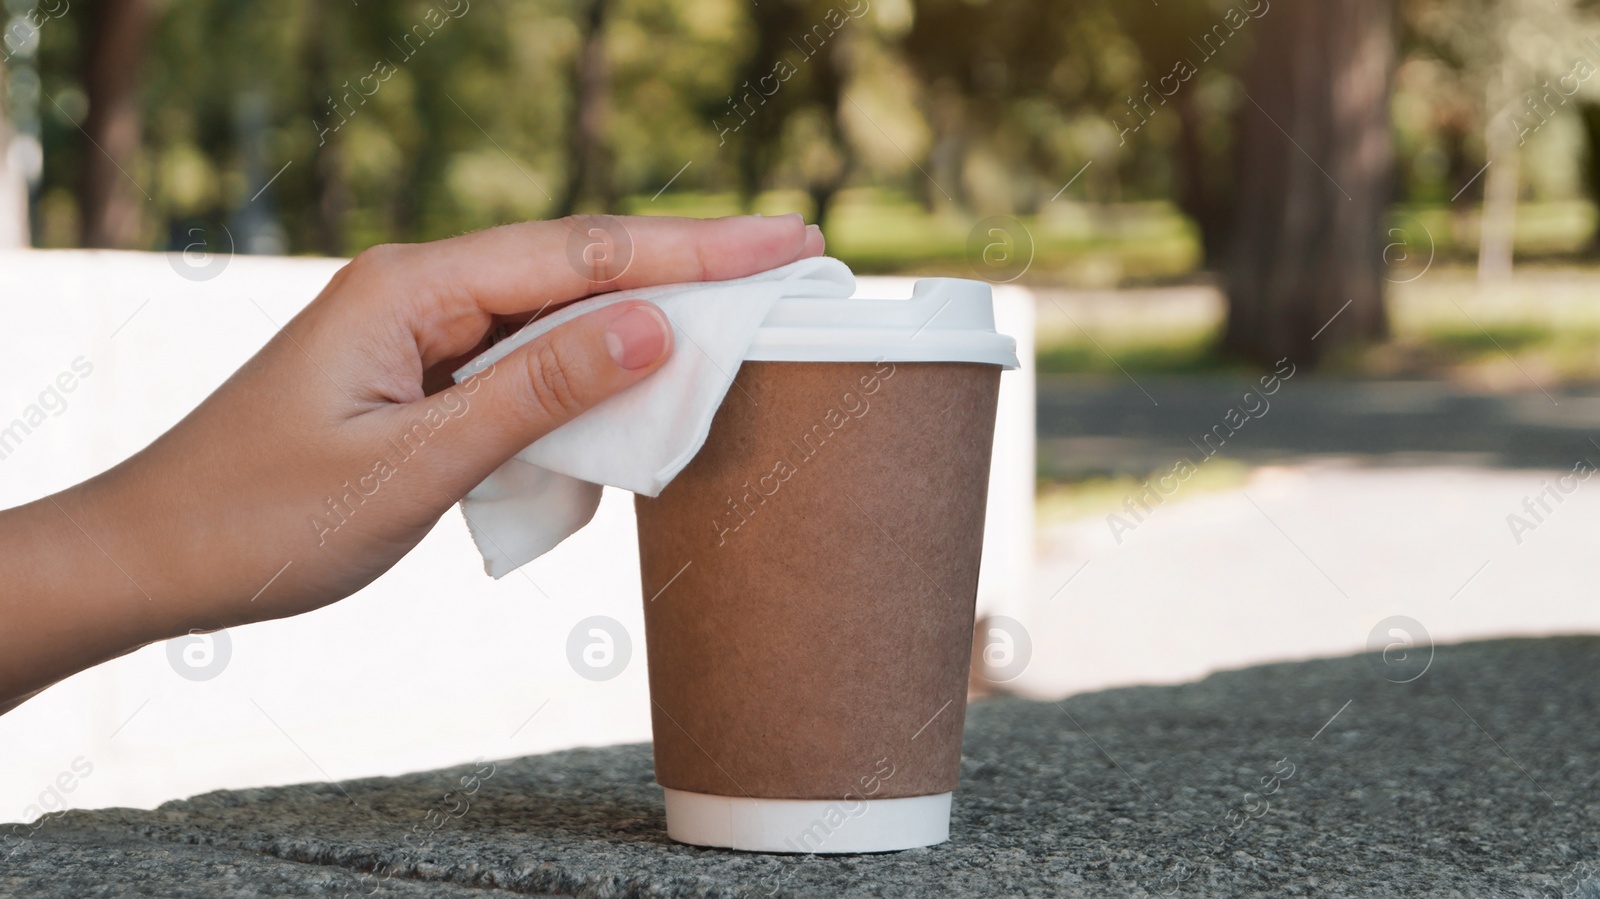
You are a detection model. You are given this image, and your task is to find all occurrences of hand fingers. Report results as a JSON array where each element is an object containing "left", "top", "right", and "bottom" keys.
[
  {"left": 371, "top": 213, "right": 820, "bottom": 369},
  {"left": 414, "top": 222, "right": 821, "bottom": 402},
  {"left": 482, "top": 221, "right": 824, "bottom": 333},
  {"left": 391, "top": 299, "right": 673, "bottom": 498}
]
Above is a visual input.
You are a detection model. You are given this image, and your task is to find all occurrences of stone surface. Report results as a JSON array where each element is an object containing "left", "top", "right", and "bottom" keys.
[{"left": 7, "top": 637, "right": 1599, "bottom": 898}]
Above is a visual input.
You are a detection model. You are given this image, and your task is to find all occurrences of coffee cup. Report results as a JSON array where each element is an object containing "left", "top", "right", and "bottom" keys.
[{"left": 634, "top": 278, "right": 1017, "bottom": 853}]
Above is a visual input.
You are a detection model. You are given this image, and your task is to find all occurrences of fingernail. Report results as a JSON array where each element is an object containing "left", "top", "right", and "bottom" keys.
[
  {"left": 783, "top": 212, "right": 805, "bottom": 225},
  {"left": 605, "top": 304, "right": 671, "bottom": 371},
  {"left": 802, "top": 223, "right": 825, "bottom": 256}
]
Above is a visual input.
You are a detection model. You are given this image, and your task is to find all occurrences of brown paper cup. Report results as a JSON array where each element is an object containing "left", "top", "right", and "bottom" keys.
[{"left": 635, "top": 359, "right": 1002, "bottom": 853}]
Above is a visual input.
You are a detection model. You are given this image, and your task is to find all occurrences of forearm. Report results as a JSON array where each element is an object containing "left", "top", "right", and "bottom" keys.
[
  {"left": 0, "top": 471, "right": 181, "bottom": 710},
  {"left": 1, "top": 325, "right": 414, "bottom": 713}
]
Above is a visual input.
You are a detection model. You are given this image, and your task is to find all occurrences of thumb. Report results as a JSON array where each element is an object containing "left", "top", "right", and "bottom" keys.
[{"left": 407, "top": 300, "right": 673, "bottom": 496}]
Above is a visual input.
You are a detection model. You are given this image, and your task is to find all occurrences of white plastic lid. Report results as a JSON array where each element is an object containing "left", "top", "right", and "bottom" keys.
[
  {"left": 662, "top": 788, "right": 951, "bottom": 854},
  {"left": 745, "top": 277, "right": 1019, "bottom": 368}
]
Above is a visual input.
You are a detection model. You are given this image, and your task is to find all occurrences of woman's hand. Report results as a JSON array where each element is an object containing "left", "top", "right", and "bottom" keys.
[{"left": 0, "top": 213, "right": 824, "bottom": 711}]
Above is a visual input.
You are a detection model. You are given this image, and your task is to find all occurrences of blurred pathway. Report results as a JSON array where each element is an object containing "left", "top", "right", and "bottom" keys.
[
  {"left": 1038, "top": 374, "right": 1600, "bottom": 477},
  {"left": 1013, "top": 376, "right": 1600, "bottom": 699}
]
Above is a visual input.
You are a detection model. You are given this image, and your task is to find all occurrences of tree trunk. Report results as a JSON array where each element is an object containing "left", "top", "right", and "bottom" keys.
[
  {"left": 78, "top": 0, "right": 152, "bottom": 249},
  {"left": 800, "top": 19, "right": 854, "bottom": 229},
  {"left": 730, "top": 0, "right": 807, "bottom": 211},
  {"left": 301, "top": 1, "right": 348, "bottom": 256},
  {"left": 1221, "top": 0, "right": 1395, "bottom": 368},
  {"left": 0, "top": 59, "right": 30, "bottom": 248},
  {"left": 730, "top": 1, "right": 858, "bottom": 223},
  {"left": 1477, "top": 61, "right": 1519, "bottom": 281},
  {"left": 922, "top": 89, "right": 967, "bottom": 214},
  {"left": 1579, "top": 102, "right": 1600, "bottom": 255},
  {"left": 1173, "top": 91, "right": 1230, "bottom": 270},
  {"left": 555, "top": 0, "right": 613, "bottom": 217}
]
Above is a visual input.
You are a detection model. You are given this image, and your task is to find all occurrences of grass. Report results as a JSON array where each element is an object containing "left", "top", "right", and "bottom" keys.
[
  {"left": 1036, "top": 304, "right": 1600, "bottom": 384},
  {"left": 1385, "top": 200, "right": 1598, "bottom": 262},
  {"left": 627, "top": 187, "right": 1202, "bottom": 285},
  {"left": 1036, "top": 324, "right": 1232, "bottom": 376},
  {"left": 824, "top": 191, "right": 1199, "bottom": 285},
  {"left": 629, "top": 192, "right": 1600, "bottom": 288},
  {"left": 1418, "top": 322, "right": 1552, "bottom": 356},
  {"left": 1036, "top": 460, "right": 1253, "bottom": 527}
]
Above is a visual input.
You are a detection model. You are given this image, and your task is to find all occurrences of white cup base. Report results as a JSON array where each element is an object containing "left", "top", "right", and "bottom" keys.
[{"left": 661, "top": 787, "right": 951, "bottom": 854}]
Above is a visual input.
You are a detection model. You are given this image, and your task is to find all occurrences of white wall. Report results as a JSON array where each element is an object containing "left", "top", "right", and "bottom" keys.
[{"left": 0, "top": 251, "right": 1036, "bottom": 822}]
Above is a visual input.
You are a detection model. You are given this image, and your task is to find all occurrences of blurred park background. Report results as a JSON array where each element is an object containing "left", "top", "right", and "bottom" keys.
[
  {"left": 8, "top": 0, "right": 1600, "bottom": 373},
  {"left": 10, "top": 0, "right": 1600, "bottom": 513},
  {"left": 8, "top": 0, "right": 1600, "bottom": 816}
]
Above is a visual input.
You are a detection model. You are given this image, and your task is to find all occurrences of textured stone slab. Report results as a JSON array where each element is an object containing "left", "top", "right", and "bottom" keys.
[
  {"left": 2, "top": 829, "right": 533, "bottom": 898},
  {"left": 9, "top": 637, "right": 1599, "bottom": 897}
]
